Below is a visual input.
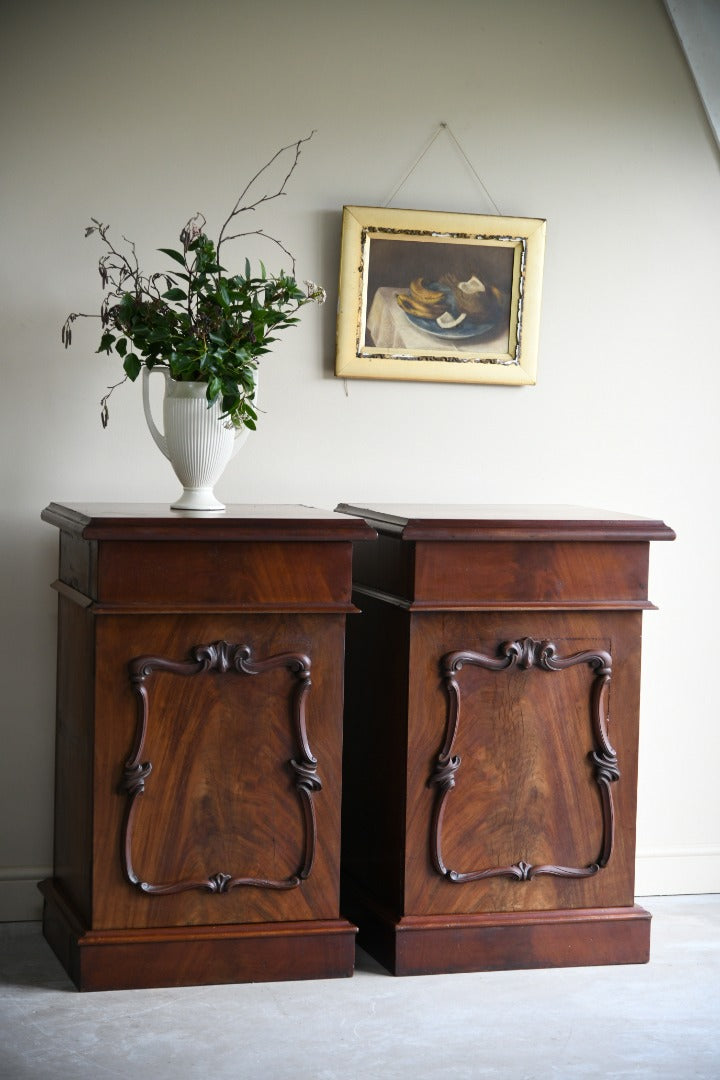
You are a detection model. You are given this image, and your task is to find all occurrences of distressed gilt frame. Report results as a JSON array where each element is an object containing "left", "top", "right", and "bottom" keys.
[{"left": 335, "top": 205, "right": 545, "bottom": 385}]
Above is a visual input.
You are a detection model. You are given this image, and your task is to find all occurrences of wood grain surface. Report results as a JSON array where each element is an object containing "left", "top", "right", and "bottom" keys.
[
  {"left": 41, "top": 503, "right": 372, "bottom": 989},
  {"left": 339, "top": 503, "right": 674, "bottom": 974}
]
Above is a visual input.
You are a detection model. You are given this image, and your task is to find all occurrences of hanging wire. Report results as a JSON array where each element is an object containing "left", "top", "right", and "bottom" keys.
[
  {"left": 344, "top": 123, "right": 502, "bottom": 397},
  {"left": 441, "top": 123, "right": 502, "bottom": 215},
  {"left": 384, "top": 122, "right": 502, "bottom": 214},
  {"left": 383, "top": 125, "right": 448, "bottom": 207}
]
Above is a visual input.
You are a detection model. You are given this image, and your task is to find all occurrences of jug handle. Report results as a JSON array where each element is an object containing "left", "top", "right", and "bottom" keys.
[{"left": 142, "top": 366, "right": 169, "bottom": 460}]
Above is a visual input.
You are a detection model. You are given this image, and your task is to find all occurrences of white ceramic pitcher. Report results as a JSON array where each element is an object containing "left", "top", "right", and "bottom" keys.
[{"left": 142, "top": 367, "right": 254, "bottom": 511}]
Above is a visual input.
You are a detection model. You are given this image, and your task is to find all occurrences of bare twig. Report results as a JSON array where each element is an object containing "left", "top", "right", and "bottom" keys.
[
  {"left": 216, "top": 131, "right": 315, "bottom": 260},
  {"left": 220, "top": 228, "right": 297, "bottom": 274}
]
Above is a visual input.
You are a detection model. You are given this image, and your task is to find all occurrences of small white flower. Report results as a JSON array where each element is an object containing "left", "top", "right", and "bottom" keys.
[{"left": 305, "top": 280, "right": 326, "bottom": 304}]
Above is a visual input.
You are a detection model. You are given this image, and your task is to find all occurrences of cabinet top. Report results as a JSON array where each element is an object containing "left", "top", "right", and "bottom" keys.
[
  {"left": 42, "top": 502, "right": 376, "bottom": 542},
  {"left": 335, "top": 503, "right": 676, "bottom": 542}
]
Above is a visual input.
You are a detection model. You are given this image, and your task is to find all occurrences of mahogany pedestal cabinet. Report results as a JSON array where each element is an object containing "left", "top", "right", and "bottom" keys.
[
  {"left": 40, "top": 502, "right": 374, "bottom": 991},
  {"left": 336, "top": 504, "right": 675, "bottom": 976}
]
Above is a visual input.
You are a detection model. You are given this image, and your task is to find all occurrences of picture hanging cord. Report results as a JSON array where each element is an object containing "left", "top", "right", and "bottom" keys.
[
  {"left": 343, "top": 122, "right": 501, "bottom": 398},
  {"left": 383, "top": 122, "right": 502, "bottom": 215}
]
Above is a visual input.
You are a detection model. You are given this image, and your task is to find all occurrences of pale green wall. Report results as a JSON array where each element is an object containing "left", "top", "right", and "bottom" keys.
[{"left": 1, "top": 0, "right": 718, "bottom": 917}]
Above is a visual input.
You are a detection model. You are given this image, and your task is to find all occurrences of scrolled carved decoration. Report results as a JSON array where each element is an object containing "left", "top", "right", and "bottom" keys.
[
  {"left": 429, "top": 637, "right": 617, "bottom": 884},
  {"left": 121, "top": 640, "right": 319, "bottom": 896}
]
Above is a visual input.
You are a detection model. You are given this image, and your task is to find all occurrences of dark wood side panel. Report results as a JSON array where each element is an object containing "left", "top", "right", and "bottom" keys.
[
  {"left": 53, "top": 596, "right": 95, "bottom": 924},
  {"left": 341, "top": 594, "right": 410, "bottom": 916},
  {"left": 349, "top": 534, "right": 415, "bottom": 600},
  {"left": 58, "top": 531, "right": 97, "bottom": 598}
]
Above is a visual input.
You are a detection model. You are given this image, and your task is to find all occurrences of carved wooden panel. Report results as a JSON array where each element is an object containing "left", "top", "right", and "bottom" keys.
[
  {"left": 429, "top": 637, "right": 618, "bottom": 885},
  {"left": 42, "top": 504, "right": 367, "bottom": 987},
  {"left": 121, "top": 640, "right": 321, "bottom": 896},
  {"left": 337, "top": 504, "right": 671, "bottom": 973}
]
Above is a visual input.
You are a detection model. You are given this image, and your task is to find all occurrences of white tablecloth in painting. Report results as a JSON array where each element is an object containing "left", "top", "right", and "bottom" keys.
[{"left": 366, "top": 287, "right": 510, "bottom": 354}]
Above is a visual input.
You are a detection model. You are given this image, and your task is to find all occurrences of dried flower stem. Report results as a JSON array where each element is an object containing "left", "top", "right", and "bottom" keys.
[{"left": 100, "top": 376, "right": 129, "bottom": 428}]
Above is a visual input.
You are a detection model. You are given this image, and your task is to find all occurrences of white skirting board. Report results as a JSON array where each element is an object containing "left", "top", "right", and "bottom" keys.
[
  {"left": 0, "top": 868, "right": 49, "bottom": 922},
  {"left": 635, "top": 847, "right": 720, "bottom": 898}
]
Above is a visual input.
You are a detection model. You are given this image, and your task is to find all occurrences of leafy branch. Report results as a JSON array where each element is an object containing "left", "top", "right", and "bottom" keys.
[{"left": 63, "top": 132, "right": 325, "bottom": 429}]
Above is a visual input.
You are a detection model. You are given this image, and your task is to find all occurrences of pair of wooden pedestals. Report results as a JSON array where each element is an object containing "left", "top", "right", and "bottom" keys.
[{"left": 40, "top": 502, "right": 674, "bottom": 990}]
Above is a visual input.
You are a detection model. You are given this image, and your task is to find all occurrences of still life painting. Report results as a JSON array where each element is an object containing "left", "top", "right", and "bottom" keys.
[{"left": 335, "top": 206, "right": 545, "bottom": 385}]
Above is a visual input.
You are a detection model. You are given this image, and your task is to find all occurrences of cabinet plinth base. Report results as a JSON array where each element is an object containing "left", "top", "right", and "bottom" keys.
[
  {"left": 40, "top": 880, "right": 357, "bottom": 992},
  {"left": 343, "top": 884, "right": 650, "bottom": 976}
]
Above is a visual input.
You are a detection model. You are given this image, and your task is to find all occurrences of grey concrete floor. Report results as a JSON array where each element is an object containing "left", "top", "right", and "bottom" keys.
[{"left": 0, "top": 895, "right": 718, "bottom": 1080}]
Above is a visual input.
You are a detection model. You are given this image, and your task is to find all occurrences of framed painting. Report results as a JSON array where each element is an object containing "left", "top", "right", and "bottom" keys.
[{"left": 335, "top": 205, "right": 545, "bottom": 385}]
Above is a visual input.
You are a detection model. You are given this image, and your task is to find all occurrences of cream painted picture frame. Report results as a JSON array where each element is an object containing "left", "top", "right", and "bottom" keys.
[{"left": 335, "top": 205, "right": 545, "bottom": 385}]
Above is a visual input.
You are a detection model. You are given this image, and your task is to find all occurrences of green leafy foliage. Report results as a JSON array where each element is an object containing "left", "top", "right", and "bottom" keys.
[{"left": 62, "top": 133, "right": 325, "bottom": 429}]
